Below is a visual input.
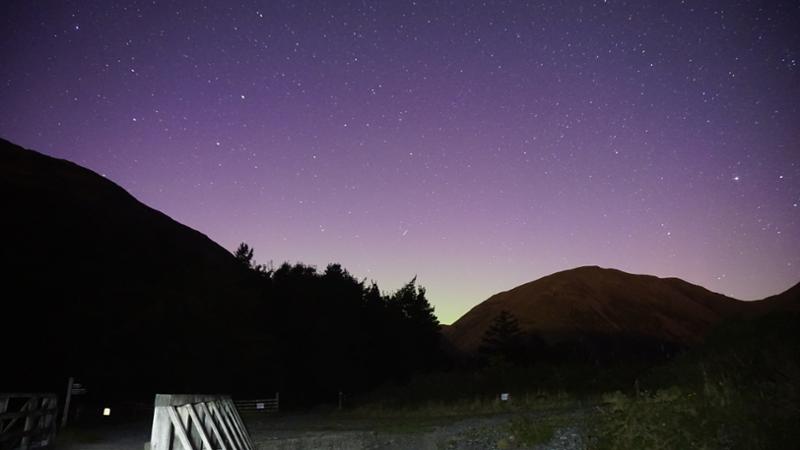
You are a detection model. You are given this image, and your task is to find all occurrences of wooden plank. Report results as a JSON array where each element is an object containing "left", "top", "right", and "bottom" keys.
[
  {"left": 186, "top": 404, "right": 215, "bottom": 450},
  {"left": 19, "top": 397, "right": 37, "bottom": 450},
  {"left": 216, "top": 400, "right": 245, "bottom": 450},
  {"left": 227, "top": 401, "right": 254, "bottom": 450},
  {"left": 209, "top": 401, "right": 242, "bottom": 450},
  {"left": 232, "top": 403, "right": 255, "bottom": 450},
  {"left": 167, "top": 406, "right": 195, "bottom": 450},
  {"left": 1, "top": 398, "right": 32, "bottom": 434},
  {"left": 0, "top": 407, "right": 59, "bottom": 421},
  {"left": 45, "top": 396, "right": 58, "bottom": 444},
  {"left": 155, "top": 394, "right": 223, "bottom": 407},
  {"left": 194, "top": 402, "right": 213, "bottom": 449},
  {"left": 221, "top": 400, "right": 252, "bottom": 450},
  {"left": 0, "top": 393, "right": 55, "bottom": 399},
  {"left": 190, "top": 403, "right": 206, "bottom": 449},
  {"left": 149, "top": 406, "right": 173, "bottom": 450},
  {"left": 178, "top": 405, "right": 202, "bottom": 450},
  {"left": 221, "top": 400, "right": 248, "bottom": 450},
  {"left": 196, "top": 402, "right": 228, "bottom": 450},
  {"left": 0, "top": 394, "right": 57, "bottom": 450}
]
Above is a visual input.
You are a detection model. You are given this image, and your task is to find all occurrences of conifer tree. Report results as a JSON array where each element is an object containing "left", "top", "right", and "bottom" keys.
[{"left": 480, "top": 310, "right": 523, "bottom": 364}]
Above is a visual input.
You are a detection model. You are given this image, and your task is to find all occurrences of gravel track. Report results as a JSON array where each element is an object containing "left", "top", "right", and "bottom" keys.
[
  {"left": 248, "top": 408, "right": 588, "bottom": 450},
  {"left": 53, "top": 408, "right": 588, "bottom": 450}
]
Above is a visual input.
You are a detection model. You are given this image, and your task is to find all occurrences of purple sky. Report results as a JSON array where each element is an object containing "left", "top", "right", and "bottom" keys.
[{"left": 2, "top": 1, "right": 798, "bottom": 323}]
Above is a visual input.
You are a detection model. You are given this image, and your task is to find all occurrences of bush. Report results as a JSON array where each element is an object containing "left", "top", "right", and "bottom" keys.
[{"left": 589, "top": 376, "right": 800, "bottom": 450}]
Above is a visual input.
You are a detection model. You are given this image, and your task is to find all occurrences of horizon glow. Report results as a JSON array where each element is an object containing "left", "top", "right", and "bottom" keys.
[{"left": 1, "top": 1, "right": 798, "bottom": 323}]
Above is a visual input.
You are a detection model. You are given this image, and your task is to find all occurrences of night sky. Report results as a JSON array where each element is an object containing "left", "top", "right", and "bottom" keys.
[{"left": 2, "top": 1, "right": 798, "bottom": 323}]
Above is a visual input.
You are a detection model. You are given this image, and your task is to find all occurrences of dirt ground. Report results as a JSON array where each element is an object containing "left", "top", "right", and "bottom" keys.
[
  {"left": 52, "top": 418, "right": 152, "bottom": 450},
  {"left": 52, "top": 408, "right": 586, "bottom": 450},
  {"left": 246, "top": 408, "right": 586, "bottom": 450}
]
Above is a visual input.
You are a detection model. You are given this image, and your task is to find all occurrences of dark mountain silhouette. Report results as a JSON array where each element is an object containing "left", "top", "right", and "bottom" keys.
[
  {"left": 752, "top": 281, "right": 800, "bottom": 314},
  {"left": 0, "top": 138, "right": 257, "bottom": 393},
  {"left": 2, "top": 137, "right": 793, "bottom": 395},
  {"left": 444, "top": 266, "right": 798, "bottom": 356},
  {"left": 0, "top": 138, "right": 442, "bottom": 405}
]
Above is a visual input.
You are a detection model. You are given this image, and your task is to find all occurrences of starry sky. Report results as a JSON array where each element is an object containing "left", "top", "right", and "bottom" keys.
[{"left": 2, "top": 0, "right": 799, "bottom": 323}]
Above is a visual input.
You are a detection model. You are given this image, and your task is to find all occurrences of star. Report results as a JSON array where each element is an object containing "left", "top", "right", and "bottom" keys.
[{"left": 2, "top": 0, "right": 798, "bottom": 322}]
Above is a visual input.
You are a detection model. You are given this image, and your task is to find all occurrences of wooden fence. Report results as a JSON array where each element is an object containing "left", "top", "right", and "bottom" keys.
[
  {"left": 148, "top": 394, "right": 254, "bottom": 450},
  {"left": 0, "top": 393, "right": 58, "bottom": 450},
  {"left": 234, "top": 394, "right": 279, "bottom": 413}
]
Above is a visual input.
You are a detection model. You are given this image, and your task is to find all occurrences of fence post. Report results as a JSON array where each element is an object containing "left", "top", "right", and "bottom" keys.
[
  {"left": 149, "top": 397, "right": 173, "bottom": 450},
  {"left": 61, "top": 377, "right": 74, "bottom": 428}
]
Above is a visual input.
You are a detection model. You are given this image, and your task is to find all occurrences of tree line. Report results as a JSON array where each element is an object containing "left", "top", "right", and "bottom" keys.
[{"left": 230, "top": 243, "right": 441, "bottom": 406}]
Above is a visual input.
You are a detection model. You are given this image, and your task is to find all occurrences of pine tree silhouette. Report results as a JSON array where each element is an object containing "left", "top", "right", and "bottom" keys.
[{"left": 480, "top": 310, "right": 524, "bottom": 364}]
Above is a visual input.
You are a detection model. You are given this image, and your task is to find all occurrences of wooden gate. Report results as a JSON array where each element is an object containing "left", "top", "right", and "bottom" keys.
[
  {"left": 0, "top": 393, "right": 58, "bottom": 450},
  {"left": 149, "top": 394, "right": 254, "bottom": 450},
  {"left": 234, "top": 393, "right": 279, "bottom": 413}
]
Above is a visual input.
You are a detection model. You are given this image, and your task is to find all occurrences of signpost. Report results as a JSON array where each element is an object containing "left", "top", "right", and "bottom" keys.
[
  {"left": 61, "top": 377, "right": 87, "bottom": 427},
  {"left": 61, "top": 377, "right": 73, "bottom": 428}
]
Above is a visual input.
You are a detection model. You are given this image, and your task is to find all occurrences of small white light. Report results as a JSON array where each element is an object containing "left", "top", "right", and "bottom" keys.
[{"left": 103, "top": 408, "right": 111, "bottom": 416}]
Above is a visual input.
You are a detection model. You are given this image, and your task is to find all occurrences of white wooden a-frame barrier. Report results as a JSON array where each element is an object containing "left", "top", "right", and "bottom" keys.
[{"left": 148, "top": 394, "right": 255, "bottom": 450}]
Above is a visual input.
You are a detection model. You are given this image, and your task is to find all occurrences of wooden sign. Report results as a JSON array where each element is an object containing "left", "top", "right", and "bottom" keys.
[{"left": 71, "top": 383, "right": 87, "bottom": 395}]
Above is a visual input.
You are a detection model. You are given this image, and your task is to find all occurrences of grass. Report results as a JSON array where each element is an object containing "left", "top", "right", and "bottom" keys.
[
  {"left": 505, "top": 414, "right": 562, "bottom": 447},
  {"left": 587, "top": 367, "right": 800, "bottom": 449},
  {"left": 347, "top": 389, "right": 579, "bottom": 419},
  {"left": 327, "top": 314, "right": 800, "bottom": 448},
  {"left": 341, "top": 389, "right": 585, "bottom": 448},
  {"left": 266, "top": 369, "right": 796, "bottom": 448},
  {"left": 343, "top": 367, "right": 799, "bottom": 448}
]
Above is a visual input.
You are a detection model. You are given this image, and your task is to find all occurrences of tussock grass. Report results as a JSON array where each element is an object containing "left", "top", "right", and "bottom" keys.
[
  {"left": 347, "top": 389, "right": 577, "bottom": 419},
  {"left": 342, "top": 314, "right": 800, "bottom": 448},
  {"left": 588, "top": 377, "right": 800, "bottom": 450},
  {"left": 587, "top": 314, "right": 800, "bottom": 449}
]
